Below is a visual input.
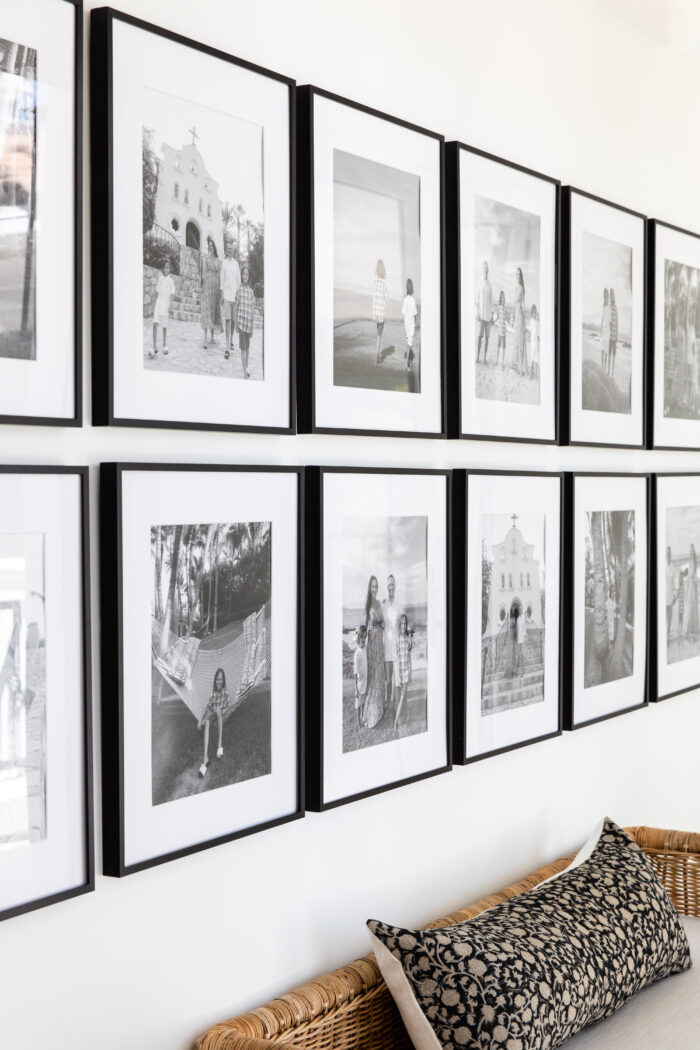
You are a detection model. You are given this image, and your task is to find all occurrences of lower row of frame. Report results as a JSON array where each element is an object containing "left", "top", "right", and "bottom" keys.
[{"left": 1, "top": 464, "right": 697, "bottom": 915}]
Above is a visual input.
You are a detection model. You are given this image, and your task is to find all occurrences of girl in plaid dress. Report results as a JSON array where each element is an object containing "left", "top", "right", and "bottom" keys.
[
  {"left": 197, "top": 667, "right": 230, "bottom": 777},
  {"left": 235, "top": 264, "right": 256, "bottom": 379},
  {"left": 393, "top": 613, "right": 412, "bottom": 733},
  {"left": 372, "top": 259, "right": 389, "bottom": 366},
  {"left": 495, "top": 290, "right": 508, "bottom": 366}
]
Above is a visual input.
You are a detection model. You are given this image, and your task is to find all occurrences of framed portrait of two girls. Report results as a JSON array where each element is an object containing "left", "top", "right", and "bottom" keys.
[{"left": 100, "top": 464, "right": 303, "bottom": 876}]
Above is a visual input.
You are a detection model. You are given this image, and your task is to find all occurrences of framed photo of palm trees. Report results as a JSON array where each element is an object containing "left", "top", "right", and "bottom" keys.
[
  {"left": 100, "top": 464, "right": 303, "bottom": 876},
  {"left": 305, "top": 467, "right": 451, "bottom": 810},
  {"left": 90, "top": 8, "right": 295, "bottom": 433},
  {"left": 0, "top": 0, "right": 82, "bottom": 426},
  {"left": 564, "top": 473, "right": 650, "bottom": 730},
  {"left": 453, "top": 470, "right": 563, "bottom": 764},
  {"left": 296, "top": 87, "right": 446, "bottom": 438},
  {"left": 653, "top": 474, "right": 700, "bottom": 701},
  {"left": 560, "top": 190, "right": 647, "bottom": 448},
  {"left": 445, "top": 143, "right": 559, "bottom": 443}
]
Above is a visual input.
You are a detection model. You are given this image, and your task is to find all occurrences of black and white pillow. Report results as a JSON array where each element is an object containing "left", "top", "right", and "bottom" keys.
[{"left": 368, "top": 820, "right": 691, "bottom": 1050}]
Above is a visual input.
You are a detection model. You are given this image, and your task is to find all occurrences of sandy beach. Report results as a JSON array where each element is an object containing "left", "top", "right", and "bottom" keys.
[
  {"left": 333, "top": 287, "right": 421, "bottom": 393},
  {"left": 582, "top": 328, "right": 632, "bottom": 413}
]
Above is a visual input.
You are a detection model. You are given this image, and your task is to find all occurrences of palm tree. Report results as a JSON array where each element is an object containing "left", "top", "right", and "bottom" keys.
[
  {"left": 590, "top": 512, "right": 610, "bottom": 671},
  {"left": 608, "top": 511, "right": 632, "bottom": 679},
  {"left": 161, "top": 525, "right": 183, "bottom": 650},
  {"left": 234, "top": 204, "right": 245, "bottom": 252}
]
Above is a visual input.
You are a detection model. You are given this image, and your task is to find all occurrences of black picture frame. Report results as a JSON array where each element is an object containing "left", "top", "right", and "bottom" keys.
[
  {"left": 647, "top": 219, "right": 700, "bottom": 450},
  {"left": 0, "top": 0, "right": 82, "bottom": 427},
  {"left": 559, "top": 188, "right": 648, "bottom": 449},
  {"left": 445, "top": 141, "right": 561, "bottom": 444},
  {"left": 650, "top": 472, "right": 700, "bottom": 702},
  {"left": 296, "top": 85, "right": 447, "bottom": 439},
  {"left": 0, "top": 465, "right": 93, "bottom": 922},
  {"left": 305, "top": 466, "right": 452, "bottom": 811},
  {"left": 100, "top": 463, "right": 304, "bottom": 877},
  {"left": 452, "top": 469, "right": 564, "bottom": 765},
  {"left": 90, "top": 7, "right": 296, "bottom": 434},
  {"left": 562, "top": 472, "right": 651, "bottom": 731}
]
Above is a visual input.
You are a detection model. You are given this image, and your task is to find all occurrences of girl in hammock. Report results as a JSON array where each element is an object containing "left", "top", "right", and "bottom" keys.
[{"left": 197, "top": 667, "right": 229, "bottom": 776}]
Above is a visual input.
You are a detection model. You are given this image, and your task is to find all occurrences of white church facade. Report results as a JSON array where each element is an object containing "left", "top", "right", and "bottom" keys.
[
  {"left": 484, "top": 515, "right": 543, "bottom": 637},
  {"left": 151, "top": 130, "right": 224, "bottom": 258}
]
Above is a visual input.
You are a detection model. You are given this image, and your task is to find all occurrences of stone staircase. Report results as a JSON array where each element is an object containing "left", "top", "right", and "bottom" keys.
[
  {"left": 481, "top": 632, "right": 544, "bottom": 714},
  {"left": 170, "top": 291, "right": 201, "bottom": 323}
]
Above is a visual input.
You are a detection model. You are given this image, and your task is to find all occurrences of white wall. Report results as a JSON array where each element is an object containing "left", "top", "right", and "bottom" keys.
[{"left": 2, "top": 2, "right": 700, "bottom": 1048}]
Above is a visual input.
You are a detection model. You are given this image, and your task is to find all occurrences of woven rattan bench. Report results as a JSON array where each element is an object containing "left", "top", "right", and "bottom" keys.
[{"left": 196, "top": 826, "right": 700, "bottom": 1050}]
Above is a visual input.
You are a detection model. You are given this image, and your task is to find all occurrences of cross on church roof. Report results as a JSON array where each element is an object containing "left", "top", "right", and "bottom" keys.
[
  {"left": 189, "top": 125, "right": 199, "bottom": 146},
  {"left": 511, "top": 513, "right": 518, "bottom": 528}
]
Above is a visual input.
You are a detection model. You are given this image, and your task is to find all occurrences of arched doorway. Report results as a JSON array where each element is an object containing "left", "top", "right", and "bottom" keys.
[
  {"left": 205, "top": 236, "right": 218, "bottom": 257},
  {"left": 185, "top": 220, "right": 200, "bottom": 250},
  {"left": 510, "top": 597, "right": 522, "bottom": 621}
]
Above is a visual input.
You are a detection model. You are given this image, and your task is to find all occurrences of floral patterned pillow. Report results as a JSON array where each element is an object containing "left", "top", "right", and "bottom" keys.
[{"left": 368, "top": 820, "right": 691, "bottom": 1050}]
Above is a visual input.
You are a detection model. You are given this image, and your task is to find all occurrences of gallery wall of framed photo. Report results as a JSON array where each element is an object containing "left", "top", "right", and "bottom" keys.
[{"left": 3, "top": 3, "right": 700, "bottom": 1050}]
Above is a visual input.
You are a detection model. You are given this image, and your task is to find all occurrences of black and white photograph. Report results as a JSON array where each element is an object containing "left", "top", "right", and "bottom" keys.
[
  {"left": 0, "top": 534, "right": 46, "bottom": 849},
  {"left": 142, "top": 88, "right": 265, "bottom": 383},
  {"left": 308, "top": 468, "right": 449, "bottom": 810},
  {"left": 458, "top": 471, "right": 562, "bottom": 763},
  {"left": 91, "top": 9, "right": 293, "bottom": 432},
  {"left": 651, "top": 222, "right": 700, "bottom": 449},
  {"left": 0, "top": 468, "right": 91, "bottom": 923},
  {"left": 473, "top": 196, "right": 541, "bottom": 407},
  {"left": 101, "top": 465, "right": 300, "bottom": 876},
  {"left": 450, "top": 144, "right": 558, "bottom": 443},
  {"left": 479, "top": 511, "right": 546, "bottom": 716},
  {"left": 341, "top": 515, "right": 428, "bottom": 753},
  {"left": 567, "top": 475, "right": 648, "bottom": 729},
  {"left": 150, "top": 520, "right": 271, "bottom": 804},
  {"left": 654, "top": 475, "right": 700, "bottom": 700},
  {"left": 301, "top": 87, "right": 444, "bottom": 437},
  {"left": 333, "top": 150, "right": 421, "bottom": 393},
  {"left": 0, "top": 1, "right": 80, "bottom": 424},
  {"left": 563, "top": 190, "right": 646, "bottom": 448}
]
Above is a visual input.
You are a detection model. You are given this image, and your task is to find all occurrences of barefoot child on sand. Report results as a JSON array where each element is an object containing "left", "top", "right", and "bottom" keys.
[
  {"left": 150, "top": 259, "right": 175, "bottom": 358},
  {"left": 495, "top": 290, "right": 507, "bottom": 366},
  {"left": 197, "top": 667, "right": 229, "bottom": 777},
  {"left": 235, "top": 264, "right": 255, "bottom": 379},
  {"left": 393, "top": 613, "right": 412, "bottom": 732},
  {"left": 354, "top": 624, "right": 368, "bottom": 729},
  {"left": 402, "top": 278, "right": 417, "bottom": 370},
  {"left": 372, "top": 259, "right": 389, "bottom": 366}
]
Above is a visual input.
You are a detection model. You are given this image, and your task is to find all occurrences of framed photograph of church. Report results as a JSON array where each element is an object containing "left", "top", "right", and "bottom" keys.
[
  {"left": 560, "top": 190, "right": 647, "bottom": 448},
  {"left": 445, "top": 143, "right": 559, "bottom": 443},
  {"left": 0, "top": 0, "right": 82, "bottom": 426},
  {"left": 296, "top": 87, "right": 446, "bottom": 438},
  {"left": 653, "top": 473, "right": 700, "bottom": 701},
  {"left": 0, "top": 466, "right": 92, "bottom": 922},
  {"left": 649, "top": 221, "right": 700, "bottom": 449},
  {"left": 565, "top": 473, "right": 650, "bottom": 730},
  {"left": 305, "top": 467, "right": 451, "bottom": 810},
  {"left": 453, "top": 470, "right": 563, "bottom": 764},
  {"left": 100, "top": 464, "right": 303, "bottom": 876},
  {"left": 90, "top": 9, "right": 294, "bottom": 433}
]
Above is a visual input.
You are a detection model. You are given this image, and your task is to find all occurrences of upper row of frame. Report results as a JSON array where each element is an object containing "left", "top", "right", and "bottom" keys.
[{"left": 5, "top": 3, "right": 700, "bottom": 447}]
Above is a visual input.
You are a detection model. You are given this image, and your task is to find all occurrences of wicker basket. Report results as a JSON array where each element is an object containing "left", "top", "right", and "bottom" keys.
[{"left": 196, "top": 825, "right": 700, "bottom": 1050}]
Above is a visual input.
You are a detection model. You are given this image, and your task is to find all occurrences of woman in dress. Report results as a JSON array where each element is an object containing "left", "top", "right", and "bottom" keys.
[
  {"left": 200, "top": 238, "right": 222, "bottom": 349},
  {"left": 362, "top": 575, "right": 385, "bottom": 729},
  {"left": 512, "top": 267, "right": 526, "bottom": 375},
  {"left": 686, "top": 544, "right": 699, "bottom": 640},
  {"left": 600, "top": 288, "right": 611, "bottom": 372}
]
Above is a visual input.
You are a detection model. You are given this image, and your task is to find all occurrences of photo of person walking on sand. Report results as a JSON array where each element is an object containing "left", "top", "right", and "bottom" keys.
[
  {"left": 332, "top": 148, "right": 422, "bottom": 394},
  {"left": 580, "top": 231, "right": 633, "bottom": 415}
]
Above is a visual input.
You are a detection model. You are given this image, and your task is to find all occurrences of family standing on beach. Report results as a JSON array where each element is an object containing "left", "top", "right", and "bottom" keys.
[
  {"left": 353, "top": 573, "right": 412, "bottom": 734},
  {"left": 372, "top": 258, "right": 417, "bottom": 370},
  {"left": 475, "top": 261, "right": 539, "bottom": 379},
  {"left": 150, "top": 240, "right": 257, "bottom": 379},
  {"left": 599, "top": 287, "right": 619, "bottom": 377},
  {"left": 665, "top": 544, "right": 700, "bottom": 646}
]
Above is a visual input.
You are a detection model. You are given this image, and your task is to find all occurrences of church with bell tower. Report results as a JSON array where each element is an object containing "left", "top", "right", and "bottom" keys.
[
  {"left": 151, "top": 125, "right": 225, "bottom": 259},
  {"left": 484, "top": 513, "right": 544, "bottom": 637}
]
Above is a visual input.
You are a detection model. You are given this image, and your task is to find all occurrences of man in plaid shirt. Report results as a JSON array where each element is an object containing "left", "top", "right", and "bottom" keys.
[
  {"left": 235, "top": 264, "right": 256, "bottom": 379},
  {"left": 372, "top": 259, "right": 389, "bottom": 365}
]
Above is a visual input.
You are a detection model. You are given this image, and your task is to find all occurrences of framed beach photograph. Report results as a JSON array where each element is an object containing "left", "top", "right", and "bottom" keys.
[
  {"left": 653, "top": 474, "right": 700, "bottom": 701},
  {"left": 453, "top": 470, "right": 562, "bottom": 764},
  {"left": 100, "top": 464, "right": 302, "bottom": 876},
  {"left": 0, "top": 467, "right": 92, "bottom": 922},
  {"left": 650, "top": 221, "right": 700, "bottom": 449},
  {"left": 0, "top": 0, "right": 81, "bottom": 426},
  {"left": 446, "top": 143, "right": 559, "bottom": 443},
  {"left": 305, "top": 467, "right": 450, "bottom": 809},
  {"left": 297, "top": 86, "right": 445, "bottom": 437},
  {"left": 90, "top": 8, "right": 294, "bottom": 433},
  {"left": 561, "top": 190, "right": 647, "bottom": 448},
  {"left": 565, "top": 474, "right": 649, "bottom": 730}
]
